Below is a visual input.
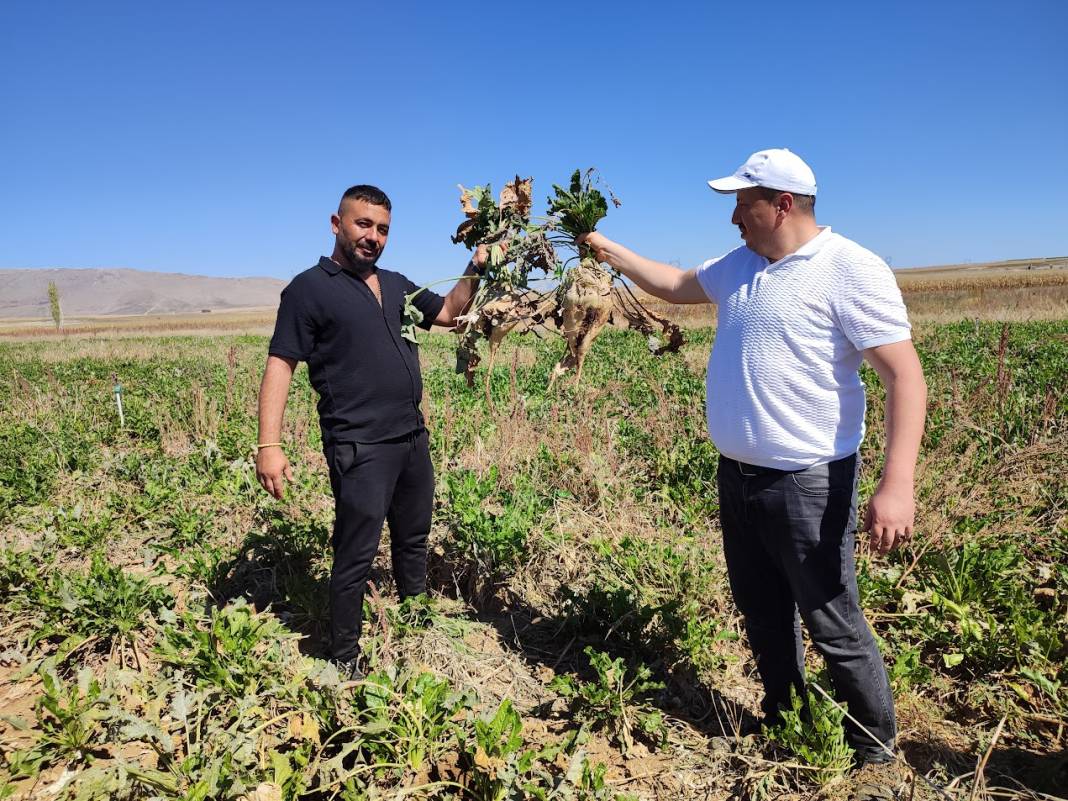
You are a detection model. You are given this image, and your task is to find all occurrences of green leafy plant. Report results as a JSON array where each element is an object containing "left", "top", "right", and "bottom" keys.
[
  {"left": 550, "top": 647, "right": 666, "bottom": 755},
  {"left": 0, "top": 548, "right": 41, "bottom": 606},
  {"left": 547, "top": 168, "right": 613, "bottom": 240},
  {"left": 560, "top": 536, "right": 737, "bottom": 678},
  {"left": 387, "top": 593, "right": 469, "bottom": 640},
  {"left": 0, "top": 423, "right": 69, "bottom": 518},
  {"left": 919, "top": 540, "right": 1050, "bottom": 673},
  {"left": 348, "top": 666, "right": 470, "bottom": 780},
  {"left": 29, "top": 554, "right": 172, "bottom": 668},
  {"left": 444, "top": 466, "right": 549, "bottom": 577},
  {"left": 156, "top": 599, "right": 295, "bottom": 697},
  {"left": 763, "top": 684, "right": 853, "bottom": 784},
  {"left": 459, "top": 699, "right": 535, "bottom": 801},
  {"left": 888, "top": 643, "right": 932, "bottom": 691},
  {"left": 8, "top": 666, "right": 111, "bottom": 777},
  {"left": 436, "top": 169, "right": 680, "bottom": 388}
]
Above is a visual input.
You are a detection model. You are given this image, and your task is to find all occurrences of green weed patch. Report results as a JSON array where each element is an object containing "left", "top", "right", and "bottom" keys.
[{"left": 0, "top": 321, "right": 1065, "bottom": 798}]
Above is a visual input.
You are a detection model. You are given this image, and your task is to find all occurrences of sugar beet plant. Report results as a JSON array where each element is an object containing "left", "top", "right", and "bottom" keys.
[
  {"left": 6, "top": 666, "right": 111, "bottom": 777},
  {"left": 762, "top": 684, "right": 854, "bottom": 785},
  {"left": 405, "top": 170, "right": 683, "bottom": 396},
  {"left": 1, "top": 319, "right": 1066, "bottom": 799},
  {"left": 20, "top": 553, "right": 172, "bottom": 670},
  {"left": 550, "top": 647, "right": 667, "bottom": 756},
  {"left": 1, "top": 596, "right": 638, "bottom": 799}
]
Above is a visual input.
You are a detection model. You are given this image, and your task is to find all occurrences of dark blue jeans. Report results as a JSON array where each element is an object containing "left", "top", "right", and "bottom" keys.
[{"left": 717, "top": 453, "right": 896, "bottom": 761}]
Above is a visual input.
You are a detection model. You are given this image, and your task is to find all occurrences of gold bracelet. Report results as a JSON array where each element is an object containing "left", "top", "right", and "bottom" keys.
[{"left": 256, "top": 442, "right": 283, "bottom": 450}]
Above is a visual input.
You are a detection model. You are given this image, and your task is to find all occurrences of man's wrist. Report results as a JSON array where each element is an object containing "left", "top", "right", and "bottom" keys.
[
  {"left": 257, "top": 442, "right": 283, "bottom": 450},
  {"left": 877, "top": 472, "right": 914, "bottom": 492}
]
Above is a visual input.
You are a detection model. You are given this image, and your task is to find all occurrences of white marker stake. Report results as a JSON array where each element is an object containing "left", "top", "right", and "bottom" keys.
[{"left": 113, "top": 381, "right": 125, "bottom": 427}]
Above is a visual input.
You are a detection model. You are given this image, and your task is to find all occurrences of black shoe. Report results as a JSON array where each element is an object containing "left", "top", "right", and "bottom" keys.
[
  {"left": 853, "top": 750, "right": 895, "bottom": 769},
  {"left": 329, "top": 657, "right": 365, "bottom": 681}
]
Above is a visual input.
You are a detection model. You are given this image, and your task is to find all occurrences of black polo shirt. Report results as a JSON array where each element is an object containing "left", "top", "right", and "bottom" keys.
[{"left": 268, "top": 257, "right": 446, "bottom": 445}]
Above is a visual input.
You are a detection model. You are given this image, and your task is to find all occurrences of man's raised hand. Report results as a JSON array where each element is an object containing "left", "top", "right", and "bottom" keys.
[{"left": 576, "top": 231, "right": 609, "bottom": 261}]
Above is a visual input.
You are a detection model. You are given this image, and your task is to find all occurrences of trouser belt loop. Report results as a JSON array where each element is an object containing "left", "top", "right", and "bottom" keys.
[{"left": 736, "top": 459, "right": 758, "bottom": 477}]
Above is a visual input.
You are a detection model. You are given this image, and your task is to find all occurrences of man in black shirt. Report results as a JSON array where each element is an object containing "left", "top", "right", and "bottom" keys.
[{"left": 255, "top": 184, "right": 483, "bottom": 675}]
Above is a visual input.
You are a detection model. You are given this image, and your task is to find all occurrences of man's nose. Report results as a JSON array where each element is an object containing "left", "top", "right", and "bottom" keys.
[{"left": 731, "top": 207, "right": 741, "bottom": 225}]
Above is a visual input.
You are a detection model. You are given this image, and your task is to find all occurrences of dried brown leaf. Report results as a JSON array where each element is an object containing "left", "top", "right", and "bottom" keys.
[
  {"left": 458, "top": 184, "right": 478, "bottom": 218},
  {"left": 287, "top": 712, "right": 321, "bottom": 745},
  {"left": 245, "top": 783, "right": 282, "bottom": 801},
  {"left": 500, "top": 176, "right": 533, "bottom": 216},
  {"left": 452, "top": 218, "right": 475, "bottom": 245}
]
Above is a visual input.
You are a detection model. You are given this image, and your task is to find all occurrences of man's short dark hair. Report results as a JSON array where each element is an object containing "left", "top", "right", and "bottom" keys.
[
  {"left": 340, "top": 184, "right": 391, "bottom": 212},
  {"left": 759, "top": 186, "right": 815, "bottom": 215}
]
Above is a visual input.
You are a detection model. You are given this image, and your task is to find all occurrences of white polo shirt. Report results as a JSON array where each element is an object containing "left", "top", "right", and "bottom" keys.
[{"left": 695, "top": 227, "right": 911, "bottom": 470}]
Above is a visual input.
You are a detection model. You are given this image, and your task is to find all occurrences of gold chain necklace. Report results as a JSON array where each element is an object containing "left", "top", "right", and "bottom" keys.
[
  {"left": 364, "top": 271, "right": 382, "bottom": 306},
  {"left": 331, "top": 257, "right": 382, "bottom": 307}
]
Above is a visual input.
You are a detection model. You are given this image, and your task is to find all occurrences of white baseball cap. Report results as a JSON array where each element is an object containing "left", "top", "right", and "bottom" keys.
[{"left": 707, "top": 148, "right": 817, "bottom": 196}]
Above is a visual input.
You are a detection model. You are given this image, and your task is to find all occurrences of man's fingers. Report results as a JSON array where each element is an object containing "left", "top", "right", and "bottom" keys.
[
  {"left": 284, "top": 463, "right": 294, "bottom": 482},
  {"left": 260, "top": 471, "right": 285, "bottom": 500},
  {"left": 870, "top": 525, "right": 889, "bottom": 554},
  {"left": 881, "top": 529, "right": 897, "bottom": 554}
]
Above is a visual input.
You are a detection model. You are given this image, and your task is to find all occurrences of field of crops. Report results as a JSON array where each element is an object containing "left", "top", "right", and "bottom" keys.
[{"left": 0, "top": 320, "right": 1065, "bottom": 800}]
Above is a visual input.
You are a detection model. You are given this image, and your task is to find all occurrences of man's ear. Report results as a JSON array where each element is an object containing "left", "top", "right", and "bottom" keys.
[
  {"left": 777, "top": 193, "right": 795, "bottom": 215},
  {"left": 330, "top": 213, "right": 341, "bottom": 235}
]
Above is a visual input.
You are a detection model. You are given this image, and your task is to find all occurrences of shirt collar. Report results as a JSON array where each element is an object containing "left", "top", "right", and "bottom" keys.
[
  {"left": 789, "top": 226, "right": 832, "bottom": 260},
  {"left": 318, "top": 256, "right": 384, "bottom": 282},
  {"left": 318, "top": 256, "right": 342, "bottom": 276}
]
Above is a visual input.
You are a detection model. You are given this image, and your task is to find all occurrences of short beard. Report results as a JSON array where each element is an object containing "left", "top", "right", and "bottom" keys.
[{"left": 344, "top": 241, "right": 378, "bottom": 272}]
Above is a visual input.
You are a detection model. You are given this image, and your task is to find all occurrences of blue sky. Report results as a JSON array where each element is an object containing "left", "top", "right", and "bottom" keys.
[{"left": 1, "top": 0, "right": 1065, "bottom": 284}]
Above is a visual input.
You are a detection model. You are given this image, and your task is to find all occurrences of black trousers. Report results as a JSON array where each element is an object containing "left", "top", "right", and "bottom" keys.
[
  {"left": 324, "top": 429, "right": 433, "bottom": 662},
  {"left": 717, "top": 454, "right": 896, "bottom": 761}
]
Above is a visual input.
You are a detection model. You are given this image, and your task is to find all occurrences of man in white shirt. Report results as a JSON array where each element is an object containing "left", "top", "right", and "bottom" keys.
[{"left": 579, "top": 149, "right": 927, "bottom": 766}]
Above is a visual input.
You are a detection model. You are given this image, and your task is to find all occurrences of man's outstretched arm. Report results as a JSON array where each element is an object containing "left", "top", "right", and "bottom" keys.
[
  {"left": 256, "top": 354, "right": 297, "bottom": 499},
  {"left": 863, "top": 339, "right": 927, "bottom": 554},
  {"left": 579, "top": 232, "right": 711, "bottom": 305},
  {"left": 435, "top": 245, "right": 490, "bottom": 326}
]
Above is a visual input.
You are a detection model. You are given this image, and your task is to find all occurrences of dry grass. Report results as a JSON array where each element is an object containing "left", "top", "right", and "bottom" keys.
[
  {"left": 637, "top": 267, "right": 1068, "bottom": 327},
  {"left": 0, "top": 307, "right": 277, "bottom": 338},
  {"left": 897, "top": 256, "right": 1067, "bottom": 277},
  {"left": 2, "top": 263, "right": 1065, "bottom": 342}
]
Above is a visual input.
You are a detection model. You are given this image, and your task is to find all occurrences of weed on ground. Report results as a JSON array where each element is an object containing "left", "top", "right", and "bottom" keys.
[{"left": 0, "top": 321, "right": 1065, "bottom": 799}]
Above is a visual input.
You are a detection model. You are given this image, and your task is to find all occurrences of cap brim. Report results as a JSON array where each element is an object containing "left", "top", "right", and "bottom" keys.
[{"left": 707, "top": 175, "right": 756, "bottom": 193}]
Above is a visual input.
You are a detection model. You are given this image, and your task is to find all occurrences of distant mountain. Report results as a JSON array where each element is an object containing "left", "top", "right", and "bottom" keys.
[{"left": 0, "top": 268, "right": 287, "bottom": 318}]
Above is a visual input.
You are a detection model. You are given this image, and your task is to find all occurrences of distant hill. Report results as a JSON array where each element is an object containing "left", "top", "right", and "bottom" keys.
[
  {"left": 3, "top": 258, "right": 1064, "bottom": 320},
  {"left": 896, "top": 256, "right": 1067, "bottom": 281},
  {"left": 0, "top": 268, "right": 287, "bottom": 318}
]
